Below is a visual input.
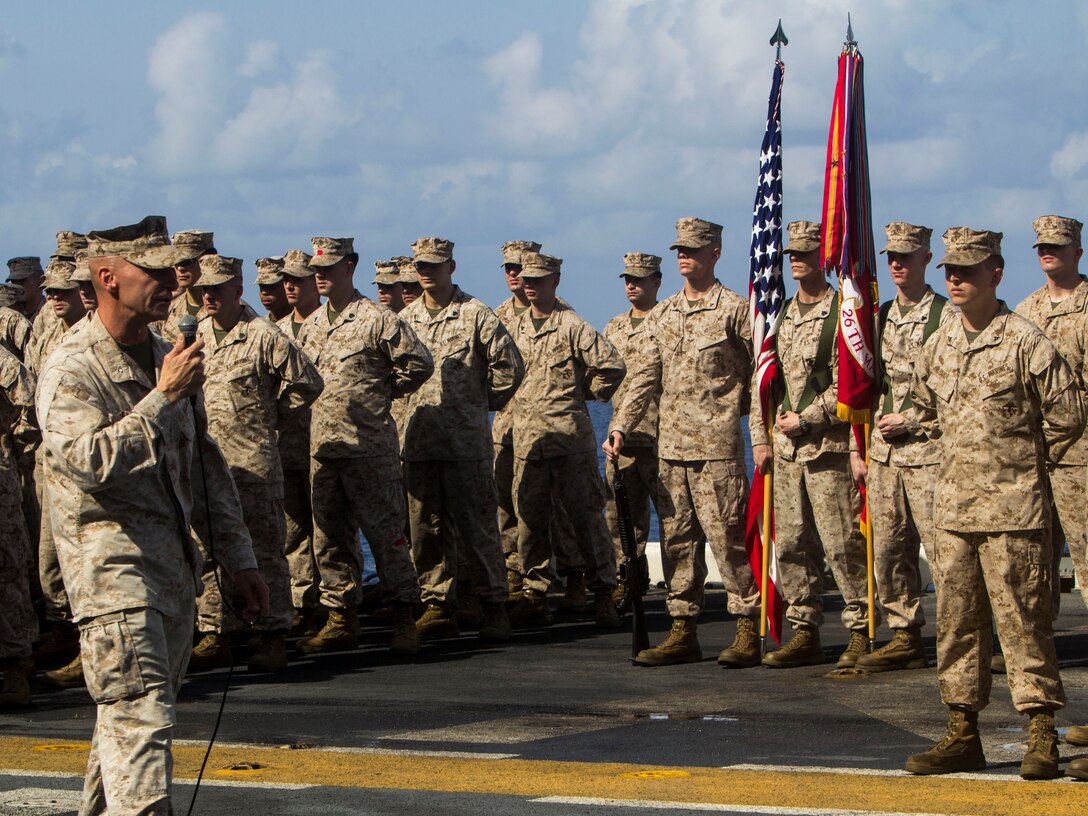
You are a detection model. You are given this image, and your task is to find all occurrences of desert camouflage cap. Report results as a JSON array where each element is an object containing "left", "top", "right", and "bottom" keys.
[
  {"left": 281, "top": 249, "right": 315, "bottom": 278},
  {"left": 42, "top": 258, "right": 78, "bottom": 290},
  {"left": 254, "top": 256, "right": 285, "bottom": 285},
  {"left": 52, "top": 231, "right": 88, "bottom": 260},
  {"left": 309, "top": 236, "right": 354, "bottom": 267},
  {"left": 0, "top": 282, "right": 23, "bottom": 308},
  {"left": 393, "top": 255, "right": 418, "bottom": 283},
  {"left": 937, "top": 227, "right": 1003, "bottom": 268},
  {"left": 171, "top": 229, "right": 215, "bottom": 260},
  {"left": 500, "top": 239, "right": 543, "bottom": 267},
  {"left": 86, "top": 216, "right": 190, "bottom": 270},
  {"left": 784, "top": 220, "right": 822, "bottom": 254},
  {"left": 1032, "top": 214, "right": 1083, "bottom": 248},
  {"left": 373, "top": 259, "right": 401, "bottom": 285},
  {"left": 70, "top": 252, "right": 92, "bottom": 283},
  {"left": 6, "top": 256, "right": 43, "bottom": 281},
  {"left": 518, "top": 251, "right": 562, "bottom": 278},
  {"left": 881, "top": 222, "right": 932, "bottom": 255},
  {"left": 197, "top": 254, "right": 244, "bottom": 287},
  {"left": 412, "top": 236, "right": 454, "bottom": 264},
  {"left": 670, "top": 217, "right": 723, "bottom": 250},
  {"left": 621, "top": 252, "right": 662, "bottom": 278}
]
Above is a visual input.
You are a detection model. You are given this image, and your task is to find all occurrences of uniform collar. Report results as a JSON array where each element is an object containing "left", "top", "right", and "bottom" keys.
[
  {"left": 522, "top": 302, "right": 565, "bottom": 337},
  {"left": 408, "top": 286, "right": 466, "bottom": 325},
  {"left": 324, "top": 290, "right": 366, "bottom": 331},
  {"left": 1044, "top": 275, "right": 1088, "bottom": 318},
  {"left": 198, "top": 302, "right": 258, "bottom": 348},
  {"left": 670, "top": 279, "right": 723, "bottom": 314},
  {"left": 947, "top": 302, "right": 1010, "bottom": 353},
  {"left": 87, "top": 312, "right": 166, "bottom": 388},
  {"left": 791, "top": 285, "right": 835, "bottom": 323},
  {"left": 886, "top": 286, "right": 937, "bottom": 326}
]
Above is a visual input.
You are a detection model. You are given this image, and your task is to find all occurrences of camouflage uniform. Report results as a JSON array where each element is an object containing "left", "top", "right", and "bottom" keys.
[
  {"left": 155, "top": 229, "right": 214, "bottom": 343},
  {"left": 0, "top": 305, "right": 32, "bottom": 361},
  {"left": 0, "top": 346, "right": 36, "bottom": 663},
  {"left": 910, "top": 302, "right": 1083, "bottom": 712},
  {"left": 195, "top": 294, "right": 322, "bottom": 634},
  {"left": 298, "top": 290, "right": 433, "bottom": 608},
  {"left": 509, "top": 291, "right": 624, "bottom": 595},
  {"left": 400, "top": 284, "right": 523, "bottom": 605},
  {"left": 614, "top": 280, "right": 757, "bottom": 618},
  {"left": 749, "top": 285, "right": 873, "bottom": 632},
  {"left": 157, "top": 293, "right": 206, "bottom": 343},
  {"left": 868, "top": 285, "right": 954, "bottom": 630},
  {"left": 38, "top": 309, "right": 257, "bottom": 814},
  {"left": 1015, "top": 277, "right": 1088, "bottom": 610}
]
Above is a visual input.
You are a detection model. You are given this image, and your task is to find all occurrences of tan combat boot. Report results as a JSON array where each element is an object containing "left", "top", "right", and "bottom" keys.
[
  {"left": 558, "top": 573, "right": 588, "bottom": 613},
  {"left": 0, "top": 658, "right": 31, "bottom": 707},
  {"left": 762, "top": 626, "right": 823, "bottom": 668},
  {"left": 634, "top": 618, "right": 702, "bottom": 666},
  {"left": 837, "top": 630, "right": 870, "bottom": 669},
  {"left": 508, "top": 589, "right": 553, "bottom": 628},
  {"left": 41, "top": 652, "right": 86, "bottom": 689},
  {"left": 290, "top": 608, "right": 322, "bottom": 638},
  {"left": 297, "top": 608, "right": 359, "bottom": 654},
  {"left": 855, "top": 627, "right": 926, "bottom": 672},
  {"left": 32, "top": 621, "right": 79, "bottom": 670},
  {"left": 188, "top": 633, "right": 232, "bottom": 671},
  {"left": 905, "top": 707, "right": 986, "bottom": 774},
  {"left": 478, "top": 603, "right": 511, "bottom": 642},
  {"left": 1066, "top": 723, "right": 1088, "bottom": 746},
  {"left": 247, "top": 632, "right": 288, "bottom": 673},
  {"left": 390, "top": 603, "right": 420, "bottom": 656},
  {"left": 1068, "top": 757, "right": 1088, "bottom": 780},
  {"left": 416, "top": 603, "right": 460, "bottom": 640},
  {"left": 594, "top": 589, "right": 620, "bottom": 629},
  {"left": 456, "top": 588, "right": 484, "bottom": 628},
  {"left": 506, "top": 569, "right": 523, "bottom": 603},
  {"left": 717, "top": 616, "right": 760, "bottom": 668},
  {"left": 1020, "top": 708, "right": 1060, "bottom": 780}
]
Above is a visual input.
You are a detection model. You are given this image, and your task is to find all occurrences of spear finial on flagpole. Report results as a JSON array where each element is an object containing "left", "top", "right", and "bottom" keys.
[
  {"left": 844, "top": 13, "right": 857, "bottom": 50},
  {"left": 770, "top": 19, "right": 788, "bottom": 62}
]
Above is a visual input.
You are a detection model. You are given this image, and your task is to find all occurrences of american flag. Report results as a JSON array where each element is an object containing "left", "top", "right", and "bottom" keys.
[{"left": 745, "top": 58, "right": 786, "bottom": 644}]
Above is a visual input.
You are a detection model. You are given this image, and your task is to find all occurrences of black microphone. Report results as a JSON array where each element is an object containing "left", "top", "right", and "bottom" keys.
[{"left": 178, "top": 314, "right": 198, "bottom": 348}]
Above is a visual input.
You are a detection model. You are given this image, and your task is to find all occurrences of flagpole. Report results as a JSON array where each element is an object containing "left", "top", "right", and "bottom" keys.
[{"left": 864, "top": 422, "right": 875, "bottom": 650}]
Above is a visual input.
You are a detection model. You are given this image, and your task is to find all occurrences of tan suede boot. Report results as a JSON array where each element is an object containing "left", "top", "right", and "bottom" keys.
[
  {"left": 188, "top": 633, "right": 232, "bottom": 672},
  {"left": 762, "top": 626, "right": 823, "bottom": 668},
  {"left": 855, "top": 627, "right": 926, "bottom": 672},
  {"left": 717, "top": 616, "right": 760, "bottom": 668},
  {"left": 905, "top": 708, "right": 986, "bottom": 775},
  {"left": 1020, "top": 708, "right": 1059, "bottom": 780},
  {"left": 837, "top": 630, "right": 870, "bottom": 669},
  {"left": 390, "top": 603, "right": 420, "bottom": 656},
  {"left": 297, "top": 608, "right": 359, "bottom": 654},
  {"left": 416, "top": 603, "right": 460, "bottom": 640},
  {"left": 41, "top": 652, "right": 86, "bottom": 689},
  {"left": 634, "top": 618, "right": 702, "bottom": 666}
]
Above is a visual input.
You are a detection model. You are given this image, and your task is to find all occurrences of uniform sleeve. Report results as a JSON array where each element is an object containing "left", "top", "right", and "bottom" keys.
[
  {"left": 384, "top": 314, "right": 434, "bottom": 399},
  {"left": 1028, "top": 334, "right": 1085, "bottom": 464},
  {"left": 733, "top": 298, "right": 755, "bottom": 419},
  {"left": 578, "top": 322, "right": 626, "bottom": 403},
  {"left": 0, "top": 348, "right": 37, "bottom": 448},
  {"left": 269, "top": 330, "right": 324, "bottom": 429},
  {"left": 37, "top": 362, "right": 182, "bottom": 494},
  {"left": 611, "top": 321, "right": 661, "bottom": 437},
  {"left": 906, "top": 341, "right": 940, "bottom": 442},
  {"left": 480, "top": 311, "right": 524, "bottom": 412}
]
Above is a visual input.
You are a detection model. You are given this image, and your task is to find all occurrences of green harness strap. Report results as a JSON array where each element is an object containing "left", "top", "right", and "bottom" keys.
[
  {"left": 780, "top": 291, "right": 839, "bottom": 414},
  {"left": 879, "top": 294, "right": 947, "bottom": 415}
]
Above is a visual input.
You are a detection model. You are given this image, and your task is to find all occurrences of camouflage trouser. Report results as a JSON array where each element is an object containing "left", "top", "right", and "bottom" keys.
[
  {"left": 36, "top": 450, "right": 71, "bottom": 622},
  {"left": 867, "top": 459, "right": 937, "bottom": 631},
  {"left": 310, "top": 456, "right": 419, "bottom": 608},
  {"left": 513, "top": 451, "right": 617, "bottom": 595},
  {"left": 406, "top": 458, "right": 507, "bottom": 605},
  {"left": 774, "top": 452, "right": 875, "bottom": 632},
  {"left": 934, "top": 527, "right": 1064, "bottom": 713},
  {"left": 0, "top": 454, "right": 34, "bottom": 659},
  {"left": 1048, "top": 463, "right": 1088, "bottom": 612},
  {"left": 78, "top": 600, "right": 194, "bottom": 816},
  {"left": 19, "top": 448, "right": 39, "bottom": 563},
  {"left": 282, "top": 467, "right": 318, "bottom": 610},
  {"left": 495, "top": 441, "right": 583, "bottom": 577},
  {"left": 197, "top": 482, "right": 292, "bottom": 633},
  {"left": 657, "top": 458, "right": 758, "bottom": 619},
  {"left": 604, "top": 445, "right": 666, "bottom": 564}
]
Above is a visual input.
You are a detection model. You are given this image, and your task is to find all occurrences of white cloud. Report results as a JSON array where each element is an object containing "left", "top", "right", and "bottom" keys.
[
  {"left": 240, "top": 40, "right": 280, "bottom": 78},
  {"left": 1051, "top": 131, "right": 1088, "bottom": 177}
]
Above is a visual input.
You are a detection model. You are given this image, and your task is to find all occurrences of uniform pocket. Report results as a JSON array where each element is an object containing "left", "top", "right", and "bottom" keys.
[
  {"left": 226, "top": 363, "right": 260, "bottom": 413},
  {"left": 80, "top": 612, "right": 146, "bottom": 704}
]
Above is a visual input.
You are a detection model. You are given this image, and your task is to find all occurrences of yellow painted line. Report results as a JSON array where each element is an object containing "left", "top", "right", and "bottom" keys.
[{"left": 1, "top": 735, "right": 1085, "bottom": 816}]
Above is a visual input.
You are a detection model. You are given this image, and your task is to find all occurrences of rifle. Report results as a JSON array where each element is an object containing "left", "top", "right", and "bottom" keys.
[{"left": 611, "top": 457, "right": 649, "bottom": 660}]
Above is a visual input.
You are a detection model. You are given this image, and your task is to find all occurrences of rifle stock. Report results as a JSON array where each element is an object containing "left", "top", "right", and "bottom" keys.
[{"left": 611, "top": 458, "right": 649, "bottom": 660}]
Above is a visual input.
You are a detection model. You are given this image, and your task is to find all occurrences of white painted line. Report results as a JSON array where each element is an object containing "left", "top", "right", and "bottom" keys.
[
  {"left": 0, "top": 769, "right": 81, "bottom": 780},
  {"left": 175, "top": 778, "right": 316, "bottom": 790},
  {"left": 530, "top": 796, "right": 953, "bottom": 815},
  {"left": 172, "top": 739, "right": 516, "bottom": 760},
  {"left": 721, "top": 764, "right": 1032, "bottom": 782}
]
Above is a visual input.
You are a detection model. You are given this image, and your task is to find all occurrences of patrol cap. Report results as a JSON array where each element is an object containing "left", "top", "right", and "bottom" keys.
[
  {"left": 393, "top": 255, "right": 419, "bottom": 284},
  {"left": 518, "top": 251, "right": 562, "bottom": 278},
  {"left": 783, "top": 221, "right": 822, "bottom": 254},
  {"left": 1032, "top": 215, "right": 1083, "bottom": 248},
  {"left": 86, "top": 216, "right": 190, "bottom": 270},
  {"left": 6, "top": 256, "right": 43, "bottom": 281},
  {"left": 254, "top": 256, "right": 285, "bottom": 285},
  {"left": 197, "top": 254, "right": 244, "bottom": 286},
  {"left": 52, "top": 231, "right": 88, "bottom": 260},
  {"left": 70, "top": 252, "right": 92, "bottom": 283},
  {"left": 937, "top": 227, "right": 1003, "bottom": 268},
  {"left": 881, "top": 222, "right": 932, "bottom": 255},
  {"left": 0, "top": 282, "right": 23, "bottom": 308},
  {"left": 309, "top": 236, "right": 354, "bottom": 267},
  {"left": 170, "top": 229, "right": 215, "bottom": 260},
  {"left": 621, "top": 252, "right": 662, "bottom": 278},
  {"left": 670, "top": 217, "right": 723, "bottom": 250},
  {"left": 281, "top": 249, "right": 315, "bottom": 279},
  {"left": 500, "top": 240, "right": 542, "bottom": 267},
  {"left": 411, "top": 236, "right": 454, "bottom": 264},
  {"left": 373, "top": 260, "right": 401, "bottom": 285},
  {"left": 41, "top": 258, "right": 77, "bottom": 290}
]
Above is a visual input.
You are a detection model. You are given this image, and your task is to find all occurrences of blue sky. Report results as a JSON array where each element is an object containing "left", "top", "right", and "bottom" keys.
[{"left": 2, "top": 1, "right": 1085, "bottom": 327}]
